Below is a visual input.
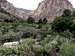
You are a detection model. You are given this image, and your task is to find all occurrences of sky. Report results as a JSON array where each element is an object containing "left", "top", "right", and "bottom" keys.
[{"left": 7, "top": 0, "right": 75, "bottom": 10}]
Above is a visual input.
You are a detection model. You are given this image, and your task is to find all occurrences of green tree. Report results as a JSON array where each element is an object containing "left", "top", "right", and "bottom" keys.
[
  {"left": 43, "top": 18, "right": 47, "bottom": 24},
  {"left": 62, "top": 9, "right": 71, "bottom": 17},
  {"left": 52, "top": 17, "right": 73, "bottom": 32},
  {"left": 72, "top": 11, "right": 75, "bottom": 17},
  {"left": 27, "top": 16, "right": 35, "bottom": 24},
  {"left": 4, "top": 19, "right": 15, "bottom": 23},
  {"left": 37, "top": 19, "right": 42, "bottom": 24}
]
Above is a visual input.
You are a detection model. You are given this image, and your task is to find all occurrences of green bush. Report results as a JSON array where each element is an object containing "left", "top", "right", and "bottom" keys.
[
  {"left": 27, "top": 16, "right": 35, "bottom": 24},
  {"left": 62, "top": 9, "right": 71, "bottom": 17},
  {"left": 0, "top": 48, "right": 17, "bottom": 56},
  {"left": 60, "top": 43, "right": 75, "bottom": 56},
  {"left": 43, "top": 18, "right": 47, "bottom": 24},
  {"left": 4, "top": 19, "right": 15, "bottom": 23},
  {"left": 37, "top": 24, "right": 42, "bottom": 29},
  {"left": 33, "top": 45, "right": 44, "bottom": 53},
  {"left": 0, "top": 38, "right": 35, "bottom": 56},
  {"left": 52, "top": 17, "right": 73, "bottom": 32},
  {"left": 72, "top": 11, "right": 75, "bottom": 17},
  {"left": 37, "top": 19, "right": 42, "bottom": 24}
]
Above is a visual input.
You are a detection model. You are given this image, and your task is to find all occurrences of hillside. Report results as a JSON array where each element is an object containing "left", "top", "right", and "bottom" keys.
[
  {"left": 0, "top": 0, "right": 74, "bottom": 22},
  {"left": 0, "top": 0, "right": 31, "bottom": 20},
  {"left": 31, "top": 0, "right": 73, "bottom": 22},
  {"left": 0, "top": 0, "right": 74, "bottom": 56},
  {"left": 0, "top": 9, "right": 74, "bottom": 56}
]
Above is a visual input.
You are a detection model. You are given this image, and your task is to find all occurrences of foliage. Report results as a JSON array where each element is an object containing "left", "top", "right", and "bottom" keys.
[
  {"left": 37, "top": 24, "right": 42, "bottom": 29},
  {"left": 62, "top": 9, "right": 71, "bottom": 17},
  {"left": 4, "top": 19, "right": 16, "bottom": 23},
  {"left": 72, "top": 11, "right": 75, "bottom": 17},
  {"left": 0, "top": 38, "right": 35, "bottom": 56},
  {"left": 0, "top": 9, "right": 74, "bottom": 56},
  {"left": 43, "top": 18, "right": 47, "bottom": 24},
  {"left": 52, "top": 17, "right": 73, "bottom": 32},
  {"left": 60, "top": 43, "right": 75, "bottom": 56},
  {"left": 27, "top": 16, "right": 35, "bottom": 24},
  {"left": 0, "top": 48, "right": 17, "bottom": 56},
  {"left": 37, "top": 19, "right": 42, "bottom": 24}
]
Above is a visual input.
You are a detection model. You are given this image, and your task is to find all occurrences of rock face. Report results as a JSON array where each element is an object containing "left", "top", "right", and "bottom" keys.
[
  {"left": 0, "top": 0, "right": 31, "bottom": 20},
  {"left": 31, "top": 0, "right": 73, "bottom": 22},
  {"left": 0, "top": 0, "right": 74, "bottom": 22}
]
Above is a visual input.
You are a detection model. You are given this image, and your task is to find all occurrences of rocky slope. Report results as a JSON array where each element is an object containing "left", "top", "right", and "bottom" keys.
[
  {"left": 0, "top": 0, "right": 74, "bottom": 22},
  {"left": 31, "top": 0, "right": 73, "bottom": 22},
  {"left": 0, "top": 0, "right": 31, "bottom": 20}
]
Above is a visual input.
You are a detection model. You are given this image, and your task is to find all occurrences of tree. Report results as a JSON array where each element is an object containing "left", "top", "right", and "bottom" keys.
[
  {"left": 43, "top": 18, "right": 47, "bottom": 24},
  {"left": 37, "top": 19, "right": 42, "bottom": 24},
  {"left": 27, "top": 16, "right": 35, "bottom": 24},
  {"left": 4, "top": 19, "right": 15, "bottom": 23},
  {"left": 51, "top": 17, "right": 73, "bottom": 32},
  {"left": 72, "top": 11, "right": 75, "bottom": 17},
  {"left": 62, "top": 9, "right": 71, "bottom": 17}
]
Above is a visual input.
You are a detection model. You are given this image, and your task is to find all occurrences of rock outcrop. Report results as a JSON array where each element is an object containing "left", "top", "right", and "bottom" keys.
[
  {"left": 0, "top": 0, "right": 31, "bottom": 20},
  {"left": 31, "top": 0, "right": 73, "bottom": 22},
  {"left": 0, "top": 0, "right": 74, "bottom": 22}
]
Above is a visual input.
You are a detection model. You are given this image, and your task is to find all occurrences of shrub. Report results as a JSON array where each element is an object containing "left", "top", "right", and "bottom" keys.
[
  {"left": 60, "top": 43, "right": 75, "bottom": 56},
  {"left": 21, "top": 31, "right": 32, "bottom": 38},
  {"left": 33, "top": 45, "right": 44, "bottom": 53},
  {"left": 62, "top": 9, "right": 71, "bottom": 17},
  {"left": 37, "top": 19, "right": 42, "bottom": 24},
  {"left": 72, "top": 11, "right": 75, "bottom": 17},
  {"left": 37, "top": 24, "right": 42, "bottom": 29},
  {"left": 4, "top": 19, "right": 15, "bottom": 23},
  {"left": 27, "top": 16, "right": 35, "bottom": 24},
  {"left": 52, "top": 17, "right": 73, "bottom": 32},
  {"left": 43, "top": 18, "right": 47, "bottom": 24}
]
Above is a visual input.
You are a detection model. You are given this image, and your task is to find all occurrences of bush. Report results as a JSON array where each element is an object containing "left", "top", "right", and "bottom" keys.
[
  {"left": 37, "top": 19, "right": 42, "bottom": 24},
  {"left": 43, "top": 18, "right": 47, "bottom": 24},
  {"left": 60, "top": 43, "right": 75, "bottom": 56},
  {"left": 72, "top": 11, "right": 75, "bottom": 17},
  {"left": 27, "top": 16, "right": 35, "bottom": 24},
  {"left": 59, "top": 31, "right": 73, "bottom": 39},
  {"left": 52, "top": 17, "right": 73, "bottom": 32},
  {"left": 21, "top": 31, "right": 32, "bottom": 38},
  {"left": 37, "top": 24, "right": 42, "bottom": 29},
  {"left": 4, "top": 19, "right": 15, "bottom": 23},
  {"left": 0, "top": 38, "right": 35, "bottom": 56},
  {"left": 33, "top": 45, "right": 44, "bottom": 53},
  {"left": 62, "top": 9, "right": 71, "bottom": 17}
]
